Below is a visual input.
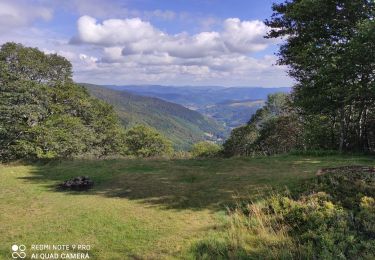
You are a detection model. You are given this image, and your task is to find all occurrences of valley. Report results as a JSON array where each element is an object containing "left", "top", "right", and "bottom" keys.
[
  {"left": 87, "top": 84, "right": 290, "bottom": 148},
  {"left": 83, "top": 84, "right": 227, "bottom": 150}
]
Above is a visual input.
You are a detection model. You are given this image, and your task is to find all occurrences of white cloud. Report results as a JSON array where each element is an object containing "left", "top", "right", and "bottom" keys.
[
  {"left": 79, "top": 53, "right": 98, "bottom": 64},
  {"left": 71, "top": 55, "right": 292, "bottom": 87},
  {"left": 67, "top": 15, "right": 291, "bottom": 87},
  {"left": 72, "top": 15, "right": 271, "bottom": 58},
  {"left": 43, "top": 49, "right": 77, "bottom": 61},
  {"left": 222, "top": 18, "right": 270, "bottom": 53},
  {"left": 73, "top": 16, "right": 163, "bottom": 46},
  {"left": 0, "top": 0, "right": 52, "bottom": 32},
  {"left": 0, "top": 8, "right": 291, "bottom": 87}
]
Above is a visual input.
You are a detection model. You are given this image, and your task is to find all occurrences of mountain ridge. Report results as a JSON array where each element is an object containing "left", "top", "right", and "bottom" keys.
[{"left": 100, "top": 84, "right": 291, "bottom": 108}]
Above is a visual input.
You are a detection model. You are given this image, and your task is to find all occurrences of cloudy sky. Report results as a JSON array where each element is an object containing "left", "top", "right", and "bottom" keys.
[{"left": 0, "top": 0, "right": 292, "bottom": 87}]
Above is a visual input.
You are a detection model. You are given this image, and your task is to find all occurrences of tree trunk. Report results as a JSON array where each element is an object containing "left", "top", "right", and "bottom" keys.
[
  {"left": 339, "top": 108, "right": 346, "bottom": 153},
  {"left": 358, "top": 105, "right": 364, "bottom": 151},
  {"left": 362, "top": 108, "right": 369, "bottom": 152},
  {"left": 330, "top": 115, "right": 336, "bottom": 149}
]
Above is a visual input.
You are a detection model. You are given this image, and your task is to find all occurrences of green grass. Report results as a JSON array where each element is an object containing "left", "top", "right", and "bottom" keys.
[{"left": 0, "top": 155, "right": 374, "bottom": 259}]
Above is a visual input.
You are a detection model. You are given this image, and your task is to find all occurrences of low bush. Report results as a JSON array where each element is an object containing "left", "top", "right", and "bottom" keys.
[
  {"left": 191, "top": 141, "right": 222, "bottom": 158},
  {"left": 192, "top": 166, "right": 375, "bottom": 259}
]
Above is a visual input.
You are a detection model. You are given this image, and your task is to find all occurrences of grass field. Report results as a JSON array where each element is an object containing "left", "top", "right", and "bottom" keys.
[{"left": 1, "top": 155, "right": 374, "bottom": 259}]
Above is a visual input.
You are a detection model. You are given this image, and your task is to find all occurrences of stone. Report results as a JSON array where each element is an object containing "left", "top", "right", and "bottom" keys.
[{"left": 58, "top": 176, "right": 94, "bottom": 190}]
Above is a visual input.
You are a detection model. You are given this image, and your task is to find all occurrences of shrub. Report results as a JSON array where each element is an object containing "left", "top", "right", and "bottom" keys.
[
  {"left": 124, "top": 125, "right": 173, "bottom": 158},
  {"left": 191, "top": 141, "right": 222, "bottom": 158},
  {"left": 193, "top": 166, "right": 375, "bottom": 259},
  {"left": 171, "top": 151, "right": 192, "bottom": 159},
  {"left": 268, "top": 193, "right": 355, "bottom": 259},
  {"left": 357, "top": 197, "right": 375, "bottom": 237}
]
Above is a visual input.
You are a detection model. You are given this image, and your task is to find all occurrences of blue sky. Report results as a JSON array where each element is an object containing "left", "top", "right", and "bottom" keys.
[{"left": 0, "top": 0, "right": 292, "bottom": 87}]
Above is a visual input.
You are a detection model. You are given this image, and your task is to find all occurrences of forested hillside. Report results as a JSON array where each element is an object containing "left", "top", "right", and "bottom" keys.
[
  {"left": 83, "top": 84, "right": 227, "bottom": 150},
  {"left": 199, "top": 99, "right": 265, "bottom": 128}
]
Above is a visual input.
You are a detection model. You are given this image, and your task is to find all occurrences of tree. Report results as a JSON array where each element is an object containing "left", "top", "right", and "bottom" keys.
[
  {"left": 0, "top": 42, "right": 125, "bottom": 160},
  {"left": 222, "top": 125, "right": 258, "bottom": 157},
  {"left": 223, "top": 93, "right": 303, "bottom": 156},
  {"left": 124, "top": 125, "right": 173, "bottom": 157},
  {"left": 30, "top": 115, "right": 94, "bottom": 159},
  {"left": 265, "top": 0, "right": 375, "bottom": 152},
  {"left": 191, "top": 141, "right": 222, "bottom": 158},
  {"left": 256, "top": 115, "right": 303, "bottom": 155}
]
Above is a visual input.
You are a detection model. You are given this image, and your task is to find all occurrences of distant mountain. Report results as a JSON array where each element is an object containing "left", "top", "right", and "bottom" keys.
[
  {"left": 104, "top": 85, "right": 290, "bottom": 110},
  {"left": 82, "top": 84, "right": 228, "bottom": 150}
]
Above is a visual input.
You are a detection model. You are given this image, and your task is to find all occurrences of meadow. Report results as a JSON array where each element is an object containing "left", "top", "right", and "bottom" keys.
[{"left": 1, "top": 155, "right": 374, "bottom": 259}]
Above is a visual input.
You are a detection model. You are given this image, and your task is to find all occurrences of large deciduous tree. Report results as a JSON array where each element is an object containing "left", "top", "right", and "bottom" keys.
[
  {"left": 265, "top": 0, "right": 375, "bottom": 152},
  {"left": 0, "top": 42, "right": 125, "bottom": 160}
]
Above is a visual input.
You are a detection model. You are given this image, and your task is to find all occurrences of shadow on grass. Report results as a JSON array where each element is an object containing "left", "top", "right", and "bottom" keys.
[
  {"left": 17, "top": 155, "right": 374, "bottom": 211},
  {"left": 15, "top": 158, "right": 269, "bottom": 211}
]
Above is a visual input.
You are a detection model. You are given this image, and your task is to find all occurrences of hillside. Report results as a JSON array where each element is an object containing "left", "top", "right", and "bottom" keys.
[
  {"left": 199, "top": 99, "right": 265, "bottom": 128},
  {"left": 83, "top": 84, "right": 227, "bottom": 150}
]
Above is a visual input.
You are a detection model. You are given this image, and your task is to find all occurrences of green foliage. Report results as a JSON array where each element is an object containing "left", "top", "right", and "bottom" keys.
[
  {"left": 191, "top": 141, "right": 222, "bottom": 158},
  {"left": 32, "top": 115, "right": 94, "bottom": 159},
  {"left": 196, "top": 166, "right": 375, "bottom": 259},
  {"left": 266, "top": 0, "right": 375, "bottom": 152},
  {"left": 0, "top": 42, "right": 125, "bottom": 160},
  {"left": 269, "top": 193, "right": 355, "bottom": 259},
  {"left": 222, "top": 125, "right": 258, "bottom": 157},
  {"left": 224, "top": 93, "right": 302, "bottom": 156},
  {"left": 84, "top": 83, "right": 227, "bottom": 151},
  {"left": 357, "top": 197, "right": 375, "bottom": 237},
  {"left": 124, "top": 125, "right": 173, "bottom": 157},
  {"left": 256, "top": 115, "right": 303, "bottom": 155}
]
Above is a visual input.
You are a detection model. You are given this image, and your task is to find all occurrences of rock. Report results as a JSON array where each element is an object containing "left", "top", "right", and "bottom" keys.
[{"left": 59, "top": 176, "right": 94, "bottom": 190}]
